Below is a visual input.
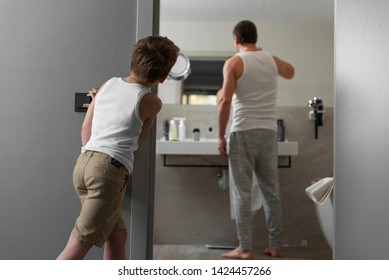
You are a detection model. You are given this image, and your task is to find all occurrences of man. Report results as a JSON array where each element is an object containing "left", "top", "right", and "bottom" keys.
[{"left": 217, "top": 20, "right": 294, "bottom": 260}]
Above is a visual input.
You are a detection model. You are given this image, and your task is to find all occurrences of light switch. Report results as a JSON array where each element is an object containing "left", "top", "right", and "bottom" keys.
[{"left": 75, "top": 92, "right": 92, "bottom": 112}]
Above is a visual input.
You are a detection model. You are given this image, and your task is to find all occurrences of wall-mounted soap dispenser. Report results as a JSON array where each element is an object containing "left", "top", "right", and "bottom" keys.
[{"left": 308, "top": 97, "right": 325, "bottom": 139}]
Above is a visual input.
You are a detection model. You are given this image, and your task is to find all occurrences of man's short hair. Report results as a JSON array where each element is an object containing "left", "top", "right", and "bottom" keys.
[
  {"left": 130, "top": 36, "right": 180, "bottom": 84},
  {"left": 233, "top": 20, "right": 258, "bottom": 45}
]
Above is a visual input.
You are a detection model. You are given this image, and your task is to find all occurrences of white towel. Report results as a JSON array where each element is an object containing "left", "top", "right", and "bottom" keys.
[
  {"left": 230, "top": 174, "right": 263, "bottom": 219},
  {"left": 305, "top": 177, "right": 334, "bottom": 205}
]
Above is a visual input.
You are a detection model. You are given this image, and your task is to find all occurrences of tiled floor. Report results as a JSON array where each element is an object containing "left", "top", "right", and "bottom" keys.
[{"left": 153, "top": 244, "right": 332, "bottom": 260}]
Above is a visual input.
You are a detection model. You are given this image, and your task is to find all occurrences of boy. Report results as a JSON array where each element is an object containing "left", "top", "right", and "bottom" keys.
[{"left": 57, "top": 36, "right": 179, "bottom": 259}]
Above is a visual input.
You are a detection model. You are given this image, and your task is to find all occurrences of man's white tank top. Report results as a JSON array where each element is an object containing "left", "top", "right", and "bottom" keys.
[
  {"left": 83, "top": 77, "right": 150, "bottom": 173},
  {"left": 231, "top": 50, "right": 278, "bottom": 132}
]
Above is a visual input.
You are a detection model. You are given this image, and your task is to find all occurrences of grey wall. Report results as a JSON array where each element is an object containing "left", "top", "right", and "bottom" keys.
[
  {"left": 0, "top": 0, "right": 153, "bottom": 259},
  {"left": 335, "top": 0, "right": 389, "bottom": 259},
  {"left": 154, "top": 105, "right": 333, "bottom": 259}
]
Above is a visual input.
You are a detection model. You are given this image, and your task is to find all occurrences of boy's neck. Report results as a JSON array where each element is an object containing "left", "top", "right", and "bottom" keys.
[
  {"left": 122, "top": 75, "right": 149, "bottom": 87},
  {"left": 123, "top": 73, "right": 163, "bottom": 88}
]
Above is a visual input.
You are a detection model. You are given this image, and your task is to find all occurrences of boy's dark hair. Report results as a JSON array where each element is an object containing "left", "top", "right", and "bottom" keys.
[
  {"left": 130, "top": 36, "right": 180, "bottom": 84},
  {"left": 233, "top": 20, "right": 258, "bottom": 45}
]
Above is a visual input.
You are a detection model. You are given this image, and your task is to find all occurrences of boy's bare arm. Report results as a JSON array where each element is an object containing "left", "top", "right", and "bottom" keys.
[
  {"left": 80, "top": 82, "right": 106, "bottom": 145},
  {"left": 139, "top": 93, "right": 162, "bottom": 138},
  {"left": 81, "top": 98, "right": 95, "bottom": 146}
]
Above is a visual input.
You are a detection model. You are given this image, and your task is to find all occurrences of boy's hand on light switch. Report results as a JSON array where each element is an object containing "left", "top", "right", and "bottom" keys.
[{"left": 83, "top": 88, "right": 99, "bottom": 108}]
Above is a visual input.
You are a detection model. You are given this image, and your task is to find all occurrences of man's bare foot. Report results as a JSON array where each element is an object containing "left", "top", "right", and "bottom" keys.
[
  {"left": 263, "top": 247, "right": 281, "bottom": 258},
  {"left": 221, "top": 247, "right": 253, "bottom": 260}
]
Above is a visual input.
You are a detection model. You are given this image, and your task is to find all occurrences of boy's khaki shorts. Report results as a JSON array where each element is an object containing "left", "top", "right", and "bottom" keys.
[{"left": 71, "top": 151, "right": 129, "bottom": 247}]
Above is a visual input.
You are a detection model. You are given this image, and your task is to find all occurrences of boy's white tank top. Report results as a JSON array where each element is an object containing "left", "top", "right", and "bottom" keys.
[{"left": 83, "top": 77, "right": 150, "bottom": 173}]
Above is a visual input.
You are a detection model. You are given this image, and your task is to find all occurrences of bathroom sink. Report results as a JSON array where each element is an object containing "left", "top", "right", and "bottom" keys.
[{"left": 156, "top": 139, "right": 298, "bottom": 156}]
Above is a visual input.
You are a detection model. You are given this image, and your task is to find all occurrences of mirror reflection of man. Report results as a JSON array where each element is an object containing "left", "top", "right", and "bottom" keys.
[{"left": 217, "top": 20, "right": 294, "bottom": 260}]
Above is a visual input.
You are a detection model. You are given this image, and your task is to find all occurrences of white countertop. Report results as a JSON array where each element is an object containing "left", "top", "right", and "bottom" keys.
[{"left": 156, "top": 138, "right": 298, "bottom": 156}]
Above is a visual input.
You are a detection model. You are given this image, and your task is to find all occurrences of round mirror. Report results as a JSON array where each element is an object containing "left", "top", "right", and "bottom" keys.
[{"left": 168, "top": 52, "right": 191, "bottom": 81}]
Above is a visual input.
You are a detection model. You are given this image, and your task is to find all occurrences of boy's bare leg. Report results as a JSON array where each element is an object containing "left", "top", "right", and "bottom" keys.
[
  {"left": 103, "top": 229, "right": 127, "bottom": 260},
  {"left": 57, "top": 235, "right": 92, "bottom": 260}
]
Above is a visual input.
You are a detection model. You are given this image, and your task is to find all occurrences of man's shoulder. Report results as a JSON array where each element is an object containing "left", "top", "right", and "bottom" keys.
[
  {"left": 224, "top": 55, "right": 243, "bottom": 79},
  {"left": 225, "top": 55, "right": 242, "bottom": 69},
  {"left": 228, "top": 54, "right": 242, "bottom": 62}
]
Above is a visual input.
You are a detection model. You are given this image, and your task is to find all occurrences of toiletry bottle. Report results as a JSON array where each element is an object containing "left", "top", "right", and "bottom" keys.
[
  {"left": 193, "top": 128, "right": 200, "bottom": 141},
  {"left": 178, "top": 119, "right": 186, "bottom": 141},
  {"left": 169, "top": 119, "right": 178, "bottom": 141},
  {"left": 162, "top": 119, "right": 169, "bottom": 141},
  {"left": 277, "top": 119, "right": 285, "bottom": 142}
]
